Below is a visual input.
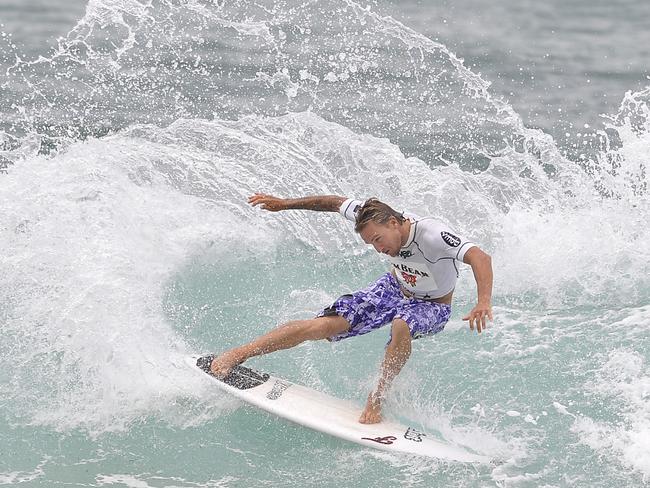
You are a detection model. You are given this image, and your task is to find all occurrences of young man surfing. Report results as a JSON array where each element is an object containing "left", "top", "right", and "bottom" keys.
[{"left": 211, "top": 194, "right": 493, "bottom": 424}]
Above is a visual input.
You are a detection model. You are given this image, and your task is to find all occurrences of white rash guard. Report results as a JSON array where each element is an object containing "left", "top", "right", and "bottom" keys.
[{"left": 339, "top": 198, "right": 476, "bottom": 300}]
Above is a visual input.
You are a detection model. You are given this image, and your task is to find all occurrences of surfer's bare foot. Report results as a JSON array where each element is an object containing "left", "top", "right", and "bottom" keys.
[
  {"left": 359, "top": 394, "right": 382, "bottom": 424},
  {"left": 210, "top": 349, "right": 245, "bottom": 378}
]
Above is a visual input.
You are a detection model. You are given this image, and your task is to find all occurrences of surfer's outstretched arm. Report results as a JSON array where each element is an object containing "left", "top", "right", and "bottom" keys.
[
  {"left": 359, "top": 319, "right": 412, "bottom": 424},
  {"left": 248, "top": 193, "right": 346, "bottom": 212}
]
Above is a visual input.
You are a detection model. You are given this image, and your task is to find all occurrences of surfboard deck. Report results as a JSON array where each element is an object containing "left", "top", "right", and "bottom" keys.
[{"left": 187, "top": 355, "right": 490, "bottom": 463}]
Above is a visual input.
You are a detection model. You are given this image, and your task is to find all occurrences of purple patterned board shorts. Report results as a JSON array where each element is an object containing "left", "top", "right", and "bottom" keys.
[{"left": 317, "top": 273, "right": 452, "bottom": 343}]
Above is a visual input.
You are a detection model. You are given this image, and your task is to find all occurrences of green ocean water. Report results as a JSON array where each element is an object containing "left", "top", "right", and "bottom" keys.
[{"left": 1, "top": 1, "right": 649, "bottom": 486}]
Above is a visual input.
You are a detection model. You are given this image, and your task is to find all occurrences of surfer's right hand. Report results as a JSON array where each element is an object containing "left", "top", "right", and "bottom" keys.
[{"left": 248, "top": 193, "right": 286, "bottom": 212}]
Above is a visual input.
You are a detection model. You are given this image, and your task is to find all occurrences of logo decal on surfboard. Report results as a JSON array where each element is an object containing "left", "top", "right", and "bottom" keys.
[
  {"left": 404, "top": 427, "right": 426, "bottom": 442},
  {"left": 266, "top": 379, "right": 291, "bottom": 400},
  {"left": 361, "top": 435, "right": 397, "bottom": 445}
]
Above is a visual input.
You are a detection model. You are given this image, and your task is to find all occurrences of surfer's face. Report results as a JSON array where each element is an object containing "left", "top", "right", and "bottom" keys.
[{"left": 359, "top": 218, "right": 403, "bottom": 257}]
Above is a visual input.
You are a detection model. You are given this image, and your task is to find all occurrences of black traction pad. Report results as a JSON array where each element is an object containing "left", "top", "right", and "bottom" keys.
[{"left": 196, "top": 355, "right": 270, "bottom": 390}]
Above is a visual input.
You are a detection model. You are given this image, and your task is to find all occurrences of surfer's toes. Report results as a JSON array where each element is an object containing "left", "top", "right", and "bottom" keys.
[
  {"left": 359, "top": 416, "right": 382, "bottom": 424},
  {"left": 358, "top": 410, "right": 382, "bottom": 424},
  {"left": 359, "top": 399, "right": 383, "bottom": 424}
]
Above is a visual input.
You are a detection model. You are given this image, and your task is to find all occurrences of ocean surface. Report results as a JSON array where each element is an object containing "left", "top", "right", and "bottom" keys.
[{"left": 1, "top": 0, "right": 649, "bottom": 486}]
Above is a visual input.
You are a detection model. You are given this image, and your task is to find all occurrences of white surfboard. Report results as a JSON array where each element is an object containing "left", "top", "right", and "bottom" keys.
[{"left": 187, "top": 355, "right": 490, "bottom": 463}]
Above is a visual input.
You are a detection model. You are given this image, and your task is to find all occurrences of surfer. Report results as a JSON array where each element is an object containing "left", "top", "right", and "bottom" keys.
[{"left": 211, "top": 194, "right": 493, "bottom": 424}]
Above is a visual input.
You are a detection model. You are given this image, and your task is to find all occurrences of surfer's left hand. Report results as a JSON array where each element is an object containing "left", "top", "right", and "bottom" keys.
[{"left": 462, "top": 302, "right": 493, "bottom": 333}]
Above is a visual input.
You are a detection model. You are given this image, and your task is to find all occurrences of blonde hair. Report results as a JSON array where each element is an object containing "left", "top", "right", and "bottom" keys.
[{"left": 354, "top": 198, "right": 405, "bottom": 233}]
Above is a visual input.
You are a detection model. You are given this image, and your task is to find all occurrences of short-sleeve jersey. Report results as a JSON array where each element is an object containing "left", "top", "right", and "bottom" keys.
[{"left": 340, "top": 198, "right": 476, "bottom": 299}]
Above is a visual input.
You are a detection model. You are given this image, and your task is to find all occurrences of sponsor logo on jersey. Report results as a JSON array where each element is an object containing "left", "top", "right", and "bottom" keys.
[
  {"left": 401, "top": 271, "right": 417, "bottom": 287},
  {"left": 441, "top": 231, "right": 461, "bottom": 247},
  {"left": 399, "top": 250, "right": 413, "bottom": 258},
  {"left": 392, "top": 263, "right": 430, "bottom": 278}
]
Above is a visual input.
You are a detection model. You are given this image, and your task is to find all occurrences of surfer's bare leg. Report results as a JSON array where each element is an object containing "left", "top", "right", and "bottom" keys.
[
  {"left": 359, "top": 319, "right": 412, "bottom": 424},
  {"left": 210, "top": 316, "right": 350, "bottom": 377}
]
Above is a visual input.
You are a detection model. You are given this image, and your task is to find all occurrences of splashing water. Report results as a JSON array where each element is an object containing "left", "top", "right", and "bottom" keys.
[{"left": 1, "top": 0, "right": 649, "bottom": 486}]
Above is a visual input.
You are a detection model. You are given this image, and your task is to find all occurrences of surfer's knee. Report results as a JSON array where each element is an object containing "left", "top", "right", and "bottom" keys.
[
  {"left": 302, "top": 316, "right": 349, "bottom": 341},
  {"left": 391, "top": 318, "right": 410, "bottom": 336},
  {"left": 389, "top": 319, "right": 412, "bottom": 350}
]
